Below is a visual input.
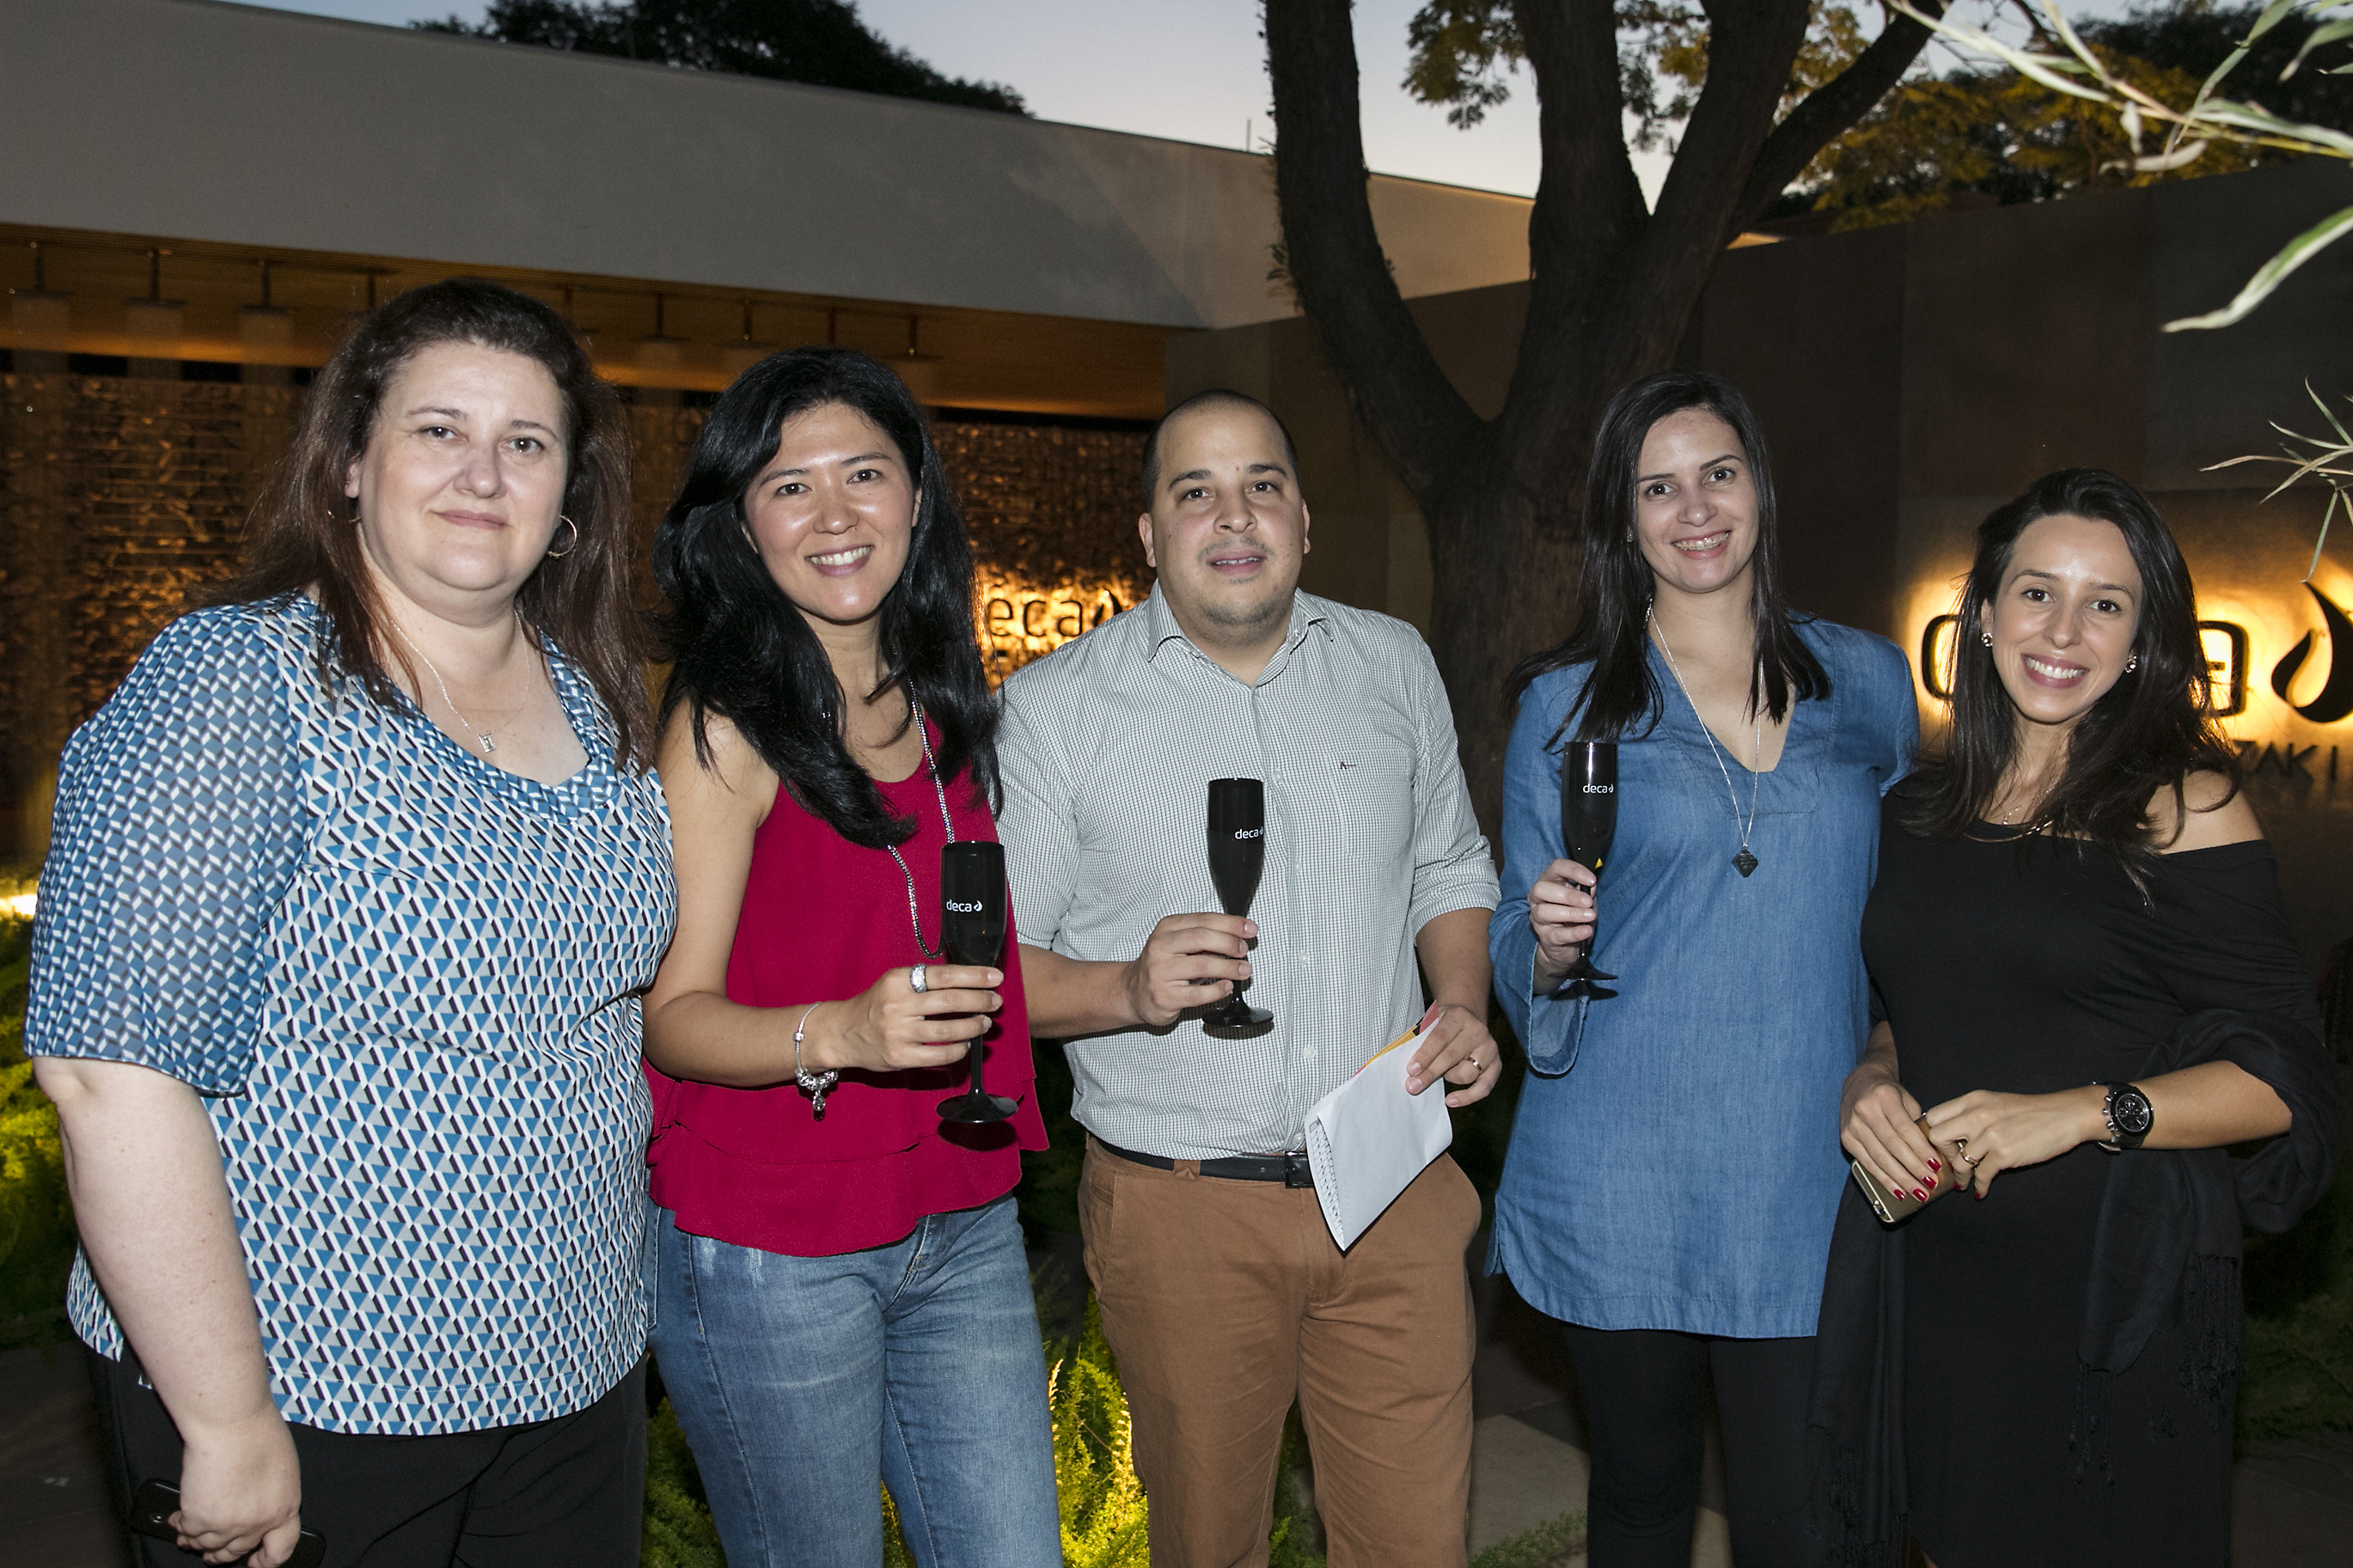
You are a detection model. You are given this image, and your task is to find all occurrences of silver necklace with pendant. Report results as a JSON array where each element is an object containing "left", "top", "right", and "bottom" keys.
[
  {"left": 392, "top": 615, "right": 522, "bottom": 757},
  {"left": 1651, "top": 612, "right": 1764, "bottom": 877},
  {"left": 885, "top": 698, "right": 959, "bottom": 960}
]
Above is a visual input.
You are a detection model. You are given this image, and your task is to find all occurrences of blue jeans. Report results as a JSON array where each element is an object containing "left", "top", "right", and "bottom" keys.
[{"left": 651, "top": 1195, "right": 1061, "bottom": 1568}]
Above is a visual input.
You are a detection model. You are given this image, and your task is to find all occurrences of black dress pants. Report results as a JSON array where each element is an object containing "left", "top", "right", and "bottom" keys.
[
  {"left": 1559, "top": 1323, "right": 1818, "bottom": 1568},
  {"left": 86, "top": 1346, "right": 646, "bottom": 1568}
]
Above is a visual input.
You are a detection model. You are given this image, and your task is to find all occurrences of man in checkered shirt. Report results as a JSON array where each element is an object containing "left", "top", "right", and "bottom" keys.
[{"left": 1000, "top": 388, "right": 1500, "bottom": 1568}]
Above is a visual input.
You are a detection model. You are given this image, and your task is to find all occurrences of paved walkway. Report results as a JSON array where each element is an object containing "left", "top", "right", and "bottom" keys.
[
  {"left": 0, "top": 1341, "right": 125, "bottom": 1567},
  {"left": 1465, "top": 1257, "right": 2353, "bottom": 1566},
  {"left": 4, "top": 1265, "right": 2347, "bottom": 1566}
]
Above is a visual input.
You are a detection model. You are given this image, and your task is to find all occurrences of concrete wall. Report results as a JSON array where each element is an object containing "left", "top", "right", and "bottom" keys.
[
  {"left": 0, "top": 0, "right": 1531, "bottom": 332},
  {"left": 1170, "top": 159, "right": 2353, "bottom": 964}
]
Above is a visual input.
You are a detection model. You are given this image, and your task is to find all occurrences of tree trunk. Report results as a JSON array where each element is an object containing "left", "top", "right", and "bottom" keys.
[
  {"left": 1421, "top": 412, "right": 1594, "bottom": 839},
  {"left": 1262, "top": 0, "right": 1942, "bottom": 828}
]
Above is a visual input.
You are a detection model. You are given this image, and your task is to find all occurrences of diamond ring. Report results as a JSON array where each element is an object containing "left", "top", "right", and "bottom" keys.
[{"left": 909, "top": 965, "right": 928, "bottom": 993}]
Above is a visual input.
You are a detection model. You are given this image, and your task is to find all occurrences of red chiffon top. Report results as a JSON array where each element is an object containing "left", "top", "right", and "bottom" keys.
[{"left": 645, "top": 753, "right": 1047, "bottom": 1255}]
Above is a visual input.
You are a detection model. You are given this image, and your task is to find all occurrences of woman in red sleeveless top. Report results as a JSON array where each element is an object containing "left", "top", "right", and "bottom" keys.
[{"left": 641, "top": 349, "right": 1056, "bottom": 1568}]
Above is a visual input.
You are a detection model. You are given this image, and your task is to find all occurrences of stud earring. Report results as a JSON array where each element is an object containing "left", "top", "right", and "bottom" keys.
[
  {"left": 1981, "top": 630, "right": 1993, "bottom": 647},
  {"left": 2125, "top": 654, "right": 2139, "bottom": 673}
]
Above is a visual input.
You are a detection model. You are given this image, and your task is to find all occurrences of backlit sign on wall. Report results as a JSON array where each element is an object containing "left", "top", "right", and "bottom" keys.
[
  {"left": 975, "top": 582, "right": 1134, "bottom": 685},
  {"left": 1916, "top": 613, "right": 2252, "bottom": 717},
  {"left": 1909, "top": 571, "right": 2353, "bottom": 782}
]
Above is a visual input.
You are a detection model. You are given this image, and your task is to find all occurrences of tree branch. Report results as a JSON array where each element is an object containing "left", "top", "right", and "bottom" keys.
[
  {"left": 1517, "top": 0, "right": 1650, "bottom": 304},
  {"left": 1648, "top": 1, "right": 1813, "bottom": 241},
  {"left": 1264, "top": 0, "right": 1480, "bottom": 500},
  {"left": 1735, "top": 0, "right": 1948, "bottom": 226}
]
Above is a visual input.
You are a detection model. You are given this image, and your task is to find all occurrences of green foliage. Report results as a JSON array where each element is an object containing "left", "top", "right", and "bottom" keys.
[
  {"left": 0, "top": 905, "right": 71, "bottom": 1351},
  {"left": 418, "top": 0, "right": 1027, "bottom": 115},
  {"left": 2239, "top": 1163, "right": 2353, "bottom": 1445},
  {"left": 1470, "top": 1510, "right": 1587, "bottom": 1568},
  {"left": 1402, "top": 1, "right": 1711, "bottom": 142},
  {"left": 1800, "top": 8, "right": 2311, "bottom": 230},
  {"left": 1404, "top": 3, "right": 2353, "bottom": 234},
  {"left": 641, "top": 1398, "right": 727, "bottom": 1568},
  {"left": 1049, "top": 1296, "right": 1150, "bottom": 1565},
  {"left": 1888, "top": 2, "right": 2353, "bottom": 324}
]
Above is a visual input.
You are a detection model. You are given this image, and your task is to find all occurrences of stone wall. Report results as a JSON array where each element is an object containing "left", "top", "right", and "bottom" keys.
[{"left": 0, "top": 375, "right": 1150, "bottom": 858}]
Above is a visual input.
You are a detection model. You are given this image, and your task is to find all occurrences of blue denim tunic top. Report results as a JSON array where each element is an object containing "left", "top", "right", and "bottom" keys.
[{"left": 1488, "top": 618, "right": 1916, "bottom": 1338}]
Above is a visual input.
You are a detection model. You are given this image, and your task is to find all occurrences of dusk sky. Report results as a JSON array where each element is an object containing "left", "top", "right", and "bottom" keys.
[{"left": 247, "top": 1, "right": 2145, "bottom": 203}]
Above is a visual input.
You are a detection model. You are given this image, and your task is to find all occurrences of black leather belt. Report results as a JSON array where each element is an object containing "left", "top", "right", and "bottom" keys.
[{"left": 1097, "top": 1138, "right": 1315, "bottom": 1189}]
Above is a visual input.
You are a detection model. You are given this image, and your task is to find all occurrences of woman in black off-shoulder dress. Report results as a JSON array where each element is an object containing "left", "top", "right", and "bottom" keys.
[{"left": 1816, "top": 469, "right": 2340, "bottom": 1568}]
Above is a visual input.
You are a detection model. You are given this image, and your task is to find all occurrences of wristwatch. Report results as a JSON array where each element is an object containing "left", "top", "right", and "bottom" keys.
[{"left": 2099, "top": 1082, "right": 2154, "bottom": 1152}]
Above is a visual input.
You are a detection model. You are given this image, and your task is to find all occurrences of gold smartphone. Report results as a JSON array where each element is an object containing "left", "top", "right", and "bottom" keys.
[{"left": 1849, "top": 1114, "right": 1946, "bottom": 1224}]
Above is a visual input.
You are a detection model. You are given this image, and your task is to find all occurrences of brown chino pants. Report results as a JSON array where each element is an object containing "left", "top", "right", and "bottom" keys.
[{"left": 1078, "top": 1138, "right": 1480, "bottom": 1568}]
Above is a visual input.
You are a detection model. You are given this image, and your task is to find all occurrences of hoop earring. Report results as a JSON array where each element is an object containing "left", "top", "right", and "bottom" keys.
[{"left": 546, "top": 516, "right": 579, "bottom": 559}]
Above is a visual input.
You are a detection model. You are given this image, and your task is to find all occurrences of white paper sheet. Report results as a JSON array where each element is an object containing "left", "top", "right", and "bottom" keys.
[{"left": 1304, "top": 1025, "right": 1454, "bottom": 1251}]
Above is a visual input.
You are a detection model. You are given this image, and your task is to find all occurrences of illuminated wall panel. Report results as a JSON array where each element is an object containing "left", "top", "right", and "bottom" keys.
[{"left": 0, "top": 379, "right": 1151, "bottom": 855}]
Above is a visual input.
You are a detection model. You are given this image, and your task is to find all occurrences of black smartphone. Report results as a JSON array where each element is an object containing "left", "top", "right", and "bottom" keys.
[{"left": 129, "top": 1480, "right": 327, "bottom": 1568}]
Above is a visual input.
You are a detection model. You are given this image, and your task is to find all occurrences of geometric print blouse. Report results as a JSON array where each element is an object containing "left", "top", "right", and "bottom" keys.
[{"left": 28, "top": 596, "right": 676, "bottom": 1433}]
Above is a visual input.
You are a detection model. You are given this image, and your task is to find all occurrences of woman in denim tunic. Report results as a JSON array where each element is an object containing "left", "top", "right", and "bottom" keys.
[{"left": 1489, "top": 371, "right": 1915, "bottom": 1568}]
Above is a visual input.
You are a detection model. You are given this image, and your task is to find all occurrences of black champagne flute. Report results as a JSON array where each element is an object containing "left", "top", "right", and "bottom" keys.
[
  {"left": 936, "top": 840, "right": 1018, "bottom": 1124},
  {"left": 1201, "top": 778, "right": 1274, "bottom": 1038},
  {"left": 1556, "top": 741, "right": 1618, "bottom": 985}
]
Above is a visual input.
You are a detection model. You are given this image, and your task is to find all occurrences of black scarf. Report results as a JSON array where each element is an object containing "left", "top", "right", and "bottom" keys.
[{"left": 1807, "top": 1008, "right": 2342, "bottom": 1566}]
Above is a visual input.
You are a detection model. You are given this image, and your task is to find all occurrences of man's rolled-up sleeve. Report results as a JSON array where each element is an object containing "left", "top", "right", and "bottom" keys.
[
  {"left": 1404, "top": 637, "right": 1499, "bottom": 935},
  {"left": 996, "top": 669, "right": 1082, "bottom": 955}
]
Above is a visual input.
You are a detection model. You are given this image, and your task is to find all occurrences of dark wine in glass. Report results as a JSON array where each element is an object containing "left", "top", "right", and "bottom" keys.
[
  {"left": 937, "top": 840, "right": 1018, "bottom": 1124},
  {"left": 1556, "top": 741, "right": 1618, "bottom": 985},
  {"left": 1202, "top": 778, "right": 1274, "bottom": 1038}
]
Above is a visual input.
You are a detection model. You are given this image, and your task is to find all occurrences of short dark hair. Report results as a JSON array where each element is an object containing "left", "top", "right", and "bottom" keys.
[
  {"left": 1140, "top": 388, "right": 1301, "bottom": 508},
  {"left": 218, "top": 278, "right": 651, "bottom": 768},
  {"left": 1507, "top": 369, "right": 1829, "bottom": 739},
  {"left": 653, "top": 346, "right": 998, "bottom": 850}
]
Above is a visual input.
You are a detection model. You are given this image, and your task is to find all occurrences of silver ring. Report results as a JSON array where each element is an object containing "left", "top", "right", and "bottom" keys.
[{"left": 909, "top": 965, "right": 928, "bottom": 993}]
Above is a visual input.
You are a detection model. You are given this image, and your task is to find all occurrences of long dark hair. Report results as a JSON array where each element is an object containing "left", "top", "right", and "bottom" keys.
[
  {"left": 220, "top": 278, "right": 651, "bottom": 767},
  {"left": 1507, "top": 370, "right": 1829, "bottom": 741},
  {"left": 1900, "top": 467, "right": 2238, "bottom": 860},
  {"left": 653, "top": 347, "right": 997, "bottom": 849}
]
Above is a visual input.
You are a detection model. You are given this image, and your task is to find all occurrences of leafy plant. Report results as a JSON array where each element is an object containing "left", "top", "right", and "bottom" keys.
[
  {"left": 1898, "top": 0, "right": 2353, "bottom": 327},
  {"left": 641, "top": 1398, "right": 726, "bottom": 1568},
  {"left": 0, "top": 901, "right": 71, "bottom": 1351},
  {"left": 2240, "top": 1164, "right": 2353, "bottom": 1444},
  {"left": 1049, "top": 1296, "right": 1151, "bottom": 1566},
  {"left": 1470, "top": 1510, "right": 1588, "bottom": 1568}
]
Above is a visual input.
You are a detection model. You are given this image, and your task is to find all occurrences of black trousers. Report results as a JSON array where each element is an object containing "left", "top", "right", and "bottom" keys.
[
  {"left": 1558, "top": 1323, "right": 1818, "bottom": 1568},
  {"left": 86, "top": 1347, "right": 646, "bottom": 1568}
]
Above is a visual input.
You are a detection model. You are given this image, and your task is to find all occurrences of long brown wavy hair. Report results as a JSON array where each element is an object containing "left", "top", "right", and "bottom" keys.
[
  {"left": 1899, "top": 467, "right": 2238, "bottom": 865},
  {"left": 216, "top": 278, "right": 652, "bottom": 768}
]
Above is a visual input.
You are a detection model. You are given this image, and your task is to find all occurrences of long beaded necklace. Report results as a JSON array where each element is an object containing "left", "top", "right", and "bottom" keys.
[
  {"left": 1650, "top": 611, "right": 1765, "bottom": 877},
  {"left": 886, "top": 697, "right": 958, "bottom": 959}
]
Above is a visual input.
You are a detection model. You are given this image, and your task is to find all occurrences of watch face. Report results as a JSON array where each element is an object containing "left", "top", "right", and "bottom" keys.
[{"left": 2113, "top": 1088, "right": 2154, "bottom": 1136}]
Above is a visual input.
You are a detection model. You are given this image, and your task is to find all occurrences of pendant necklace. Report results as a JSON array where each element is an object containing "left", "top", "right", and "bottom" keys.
[
  {"left": 391, "top": 615, "right": 523, "bottom": 756},
  {"left": 1650, "top": 611, "right": 1764, "bottom": 876},
  {"left": 885, "top": 697, "right": 959, "bottom": 960}
]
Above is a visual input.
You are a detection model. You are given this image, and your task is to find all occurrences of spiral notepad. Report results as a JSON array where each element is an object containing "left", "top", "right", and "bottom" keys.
[{"left": 1303, "top": 1025, "right": 1454, "bottom": 1251}]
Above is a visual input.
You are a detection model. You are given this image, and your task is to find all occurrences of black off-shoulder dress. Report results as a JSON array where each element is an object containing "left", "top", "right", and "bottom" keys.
[{"left": 1857, "top": 811, "right": 2320, "bottom": 1568}]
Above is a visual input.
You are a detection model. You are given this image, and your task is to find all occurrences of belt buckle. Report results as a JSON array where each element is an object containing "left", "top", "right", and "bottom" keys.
[{"left": 1283, "top": 1151, "right": 1314, "bottom": 1189}]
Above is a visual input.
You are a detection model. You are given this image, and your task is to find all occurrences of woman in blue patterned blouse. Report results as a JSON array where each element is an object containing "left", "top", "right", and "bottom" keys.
[{"left": 27, "top": 281, "right": 675, "bottom": 1568}]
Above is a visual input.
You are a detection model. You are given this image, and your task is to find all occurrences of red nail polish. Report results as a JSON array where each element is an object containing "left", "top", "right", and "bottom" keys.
[
  {"left": 1912, "top": 1189, "right": 1927, "bottom": 1201},
  {"left": 1928, "top": 1159, "right": 1941, "bottom": 1172},
  {"left": 1974, "top": 1190, "right": 1986, "bottom": 1201}
]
